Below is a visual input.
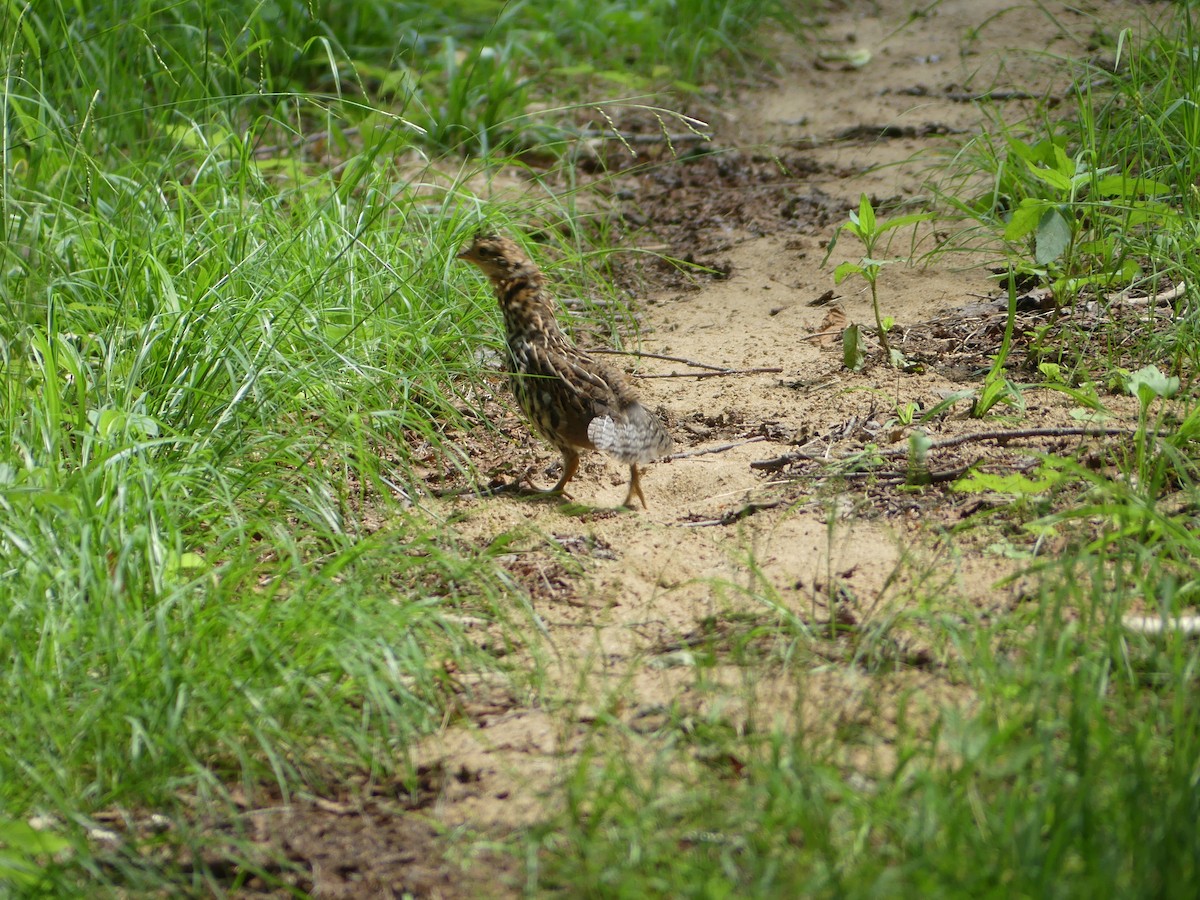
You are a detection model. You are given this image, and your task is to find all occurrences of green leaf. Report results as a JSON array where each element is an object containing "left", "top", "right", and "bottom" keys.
[
  {"left": 919, "top": 390, "right": 974, "bottom": 422},
  {"left": 550, "top": 63, "right": 596, "bottom": 76},
  {"left": 877, "top": 211, "right": 935, "bottom": 233},
  {"left": 972, "top": 376, "right": 1019, "bottom": 418},
  {"left": 1127, "top": 364, "right": 1180, "bottom": 405},
  {"left": 1051, "top": 143, "right": 1076, "bottom": 177},
  {"left": 842, "top": 324, "right": 865, "bottom": 371},
  {"left": 1038, "top": 362, "right": 1063, "bottom": 382},
  {"left": 1093, "top": 174, "right": 1174, "bottom": 198},
  {"left": 833, "top": 261, "right": 863, "bottom": 283},
  {"left": 598, "top": 70, "right": 644, "bottom": 87},
  {"left": 0, "top": 821, "right": 72, "bottom": 856},
  {"left": 906, "top": 431, "right": 933, "bottom": 485},
  {"left": 1005, "top": 136, "right": 1037, "bottom": 164},
  {"left": 1024, "top": 159, "right": 1073, "bottom": 192},
  {"left": 1004, "top": 200, "right": 1046, "bottom": 242},
  {"left": 1035, "top": 207, "right": 1071, "bottom": 264},
  {"left": 857, "top": 193, "right": 876, "bottom": 233},
  {"left": 1042, "top": 382, "right": 1105, "bottom": 411},
  {"left": 0, "top": 821, "right": 73, "bottom": 885},
  {"left": 1069, "top": 407, "right": 1113, "bottom": 423},
  {"left": 952, "top": 470, "right": 1058, "bottom": 495}
]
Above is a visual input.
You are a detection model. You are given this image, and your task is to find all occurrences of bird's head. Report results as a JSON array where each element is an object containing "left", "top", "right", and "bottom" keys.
[{"left": 456, "top": 233, "right": 535, "bottom": 281}]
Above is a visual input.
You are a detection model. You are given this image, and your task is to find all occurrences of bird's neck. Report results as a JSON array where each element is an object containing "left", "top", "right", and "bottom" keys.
[{"left": 496, "top": 273, "right": 565, "bottom": 343}]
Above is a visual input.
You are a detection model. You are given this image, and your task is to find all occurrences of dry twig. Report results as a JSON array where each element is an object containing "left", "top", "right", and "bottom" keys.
[
  {"left": 666, "top": 436, "right": 768, "bottom": 461},
  {"left": 590, "top": 348, "right": 782, "bottom": 379},
  {"left": 751, "top": 426, "right": 1134, "bottom": 471},
  {"left": 636, "top": 367, "right": 783, "bottom": 379}
]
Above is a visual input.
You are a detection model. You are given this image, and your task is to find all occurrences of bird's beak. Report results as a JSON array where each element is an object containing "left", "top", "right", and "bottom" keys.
[{"left": 456, "top": 246, "right": 474, "bottom": 261}]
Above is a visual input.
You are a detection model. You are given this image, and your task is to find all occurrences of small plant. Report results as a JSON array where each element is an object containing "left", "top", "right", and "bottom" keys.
[
  {"left": 1126, "top": 363, "right": 1180, "bottom": 487},
  {"left": 997, "top": 137, "right": 1173, "bottom": 302},
  {"left": 971, "top": 270, "right": 1023, "bottom": 417},
  {"left": 830, "top": 194, "right": 932, "bottom": 367}
]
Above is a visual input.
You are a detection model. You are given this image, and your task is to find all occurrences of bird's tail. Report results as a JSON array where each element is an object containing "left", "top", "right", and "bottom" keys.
[{"left": 588, "top": 404, "right": 673, "bottom": 464}]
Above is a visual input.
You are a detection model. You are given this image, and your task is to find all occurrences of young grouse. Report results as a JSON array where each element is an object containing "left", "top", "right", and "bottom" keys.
[{"left": 457, "top": 233, "right": 672, "bottom": 508}]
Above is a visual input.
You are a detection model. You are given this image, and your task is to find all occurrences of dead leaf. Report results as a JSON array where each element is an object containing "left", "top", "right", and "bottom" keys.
[{"left": 806, "top": 305, "right": 848, "bottom": 347}]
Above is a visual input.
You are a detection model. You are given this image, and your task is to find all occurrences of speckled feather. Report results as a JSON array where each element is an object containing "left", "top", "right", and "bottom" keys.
[{"left": 457, "top": 233, "right": 672, "bottom": 506}]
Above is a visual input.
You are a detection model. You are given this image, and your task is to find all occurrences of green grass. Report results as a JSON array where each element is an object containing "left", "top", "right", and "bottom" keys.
[
  {"left": 0, "top": 106, "right": 516, "bottom": 892},
  {"left": 531, "top": 547, "right": 1200, "bottom": 897}
]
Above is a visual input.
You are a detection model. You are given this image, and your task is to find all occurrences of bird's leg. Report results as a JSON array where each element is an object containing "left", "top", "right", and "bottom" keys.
[
  {"left": 622, "top": 463, "right": 648, "bottom": 509},
  {"left": 547, "top": 448, "right": 579, "bottom": 498}
]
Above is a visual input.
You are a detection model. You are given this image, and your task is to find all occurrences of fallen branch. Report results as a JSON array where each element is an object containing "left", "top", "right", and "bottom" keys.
[
  {"left": 589, "top": 348, "right": 783, "bottom": 379},
  {"left": 874, "top": 426, "right": 1135, "bottom": 458},
  {"left": 1113, "top": 280, "right": 1188, "bottom": 307},
  {"left": 751, "top": 426, "right": 1135, "bottom": 471},
  {"left": 750, "top": 449, "right": 830, "bottom": 472},
  {"left": 943, "top": 89, "right": 1039, "bottom": 102},
  {"left": 833, "top": 122, "right": 967, "bottom": 142},
  {"left": 429, "top": 481, "right": 528, "bottom": 500},
  {"left": 832, "top": 462, "right": 977, "bottom": 484},
  {"left": 636, "top": 367, "right": 783, "bottom": 379},
  {"left": 666, "top": 436, "right": 768, "bottom": 461},
  {"left": 589, "top": 348, "right": 734, "bottom": 373},
  {"left": 679, "top": 500, "right": 784, "bottom": 528}
]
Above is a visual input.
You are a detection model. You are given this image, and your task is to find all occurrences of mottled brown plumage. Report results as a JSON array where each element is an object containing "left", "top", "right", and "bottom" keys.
[{"left": 457, "top": 233, "right": 672, "bottom": 508}]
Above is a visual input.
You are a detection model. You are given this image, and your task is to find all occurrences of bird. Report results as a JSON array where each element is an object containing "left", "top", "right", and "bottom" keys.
[{"left": 456, "top": 232, "right": 672, "bottom": 508}]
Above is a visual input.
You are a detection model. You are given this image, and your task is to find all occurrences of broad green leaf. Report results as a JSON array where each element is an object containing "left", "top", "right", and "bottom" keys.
[
  {"left": 842, "top": 324, "right": 865, "bottom": 371},
  {"left": 1127, "top": 364, "right": 1179, "bottom": 404},
  {"left": 857, "top": 193, "right": 876, "bottom": 233},
  {"left": 1035, "top": 207, "right": 1071, "bottom": 264},
  {"left": 834, "top": 261, "right": 863, "bottom": 283},
  {"left": 1024, "top": 158, "right": 1073, "bottom": 192},
  {"left": 1093, "top": 174, "right": 1174, "bottom": 198},
  {"left": 1038, "top": 362, "right": 1063, "bottom": 382},
  {"left": 1051, "top": 144, "right": 1075, "bottom": 177},
  {"left": 550, "top": 64, "right": 596, "bottom": 76},
  {"left": 1069, "top": 407, "right": 1113, "bottom": 422},
  {"left": 1005, "top": 136, "right": 1037, "bottom": 163},
  {"left": 952, "top": 470, "right": 1058, "bottom": 495},
  {"left": 1004, "top": 200, "right": 1045, "bottom": 241},
  {"left": 878, "top": 211, "right": 935, "bottom": 233}
]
